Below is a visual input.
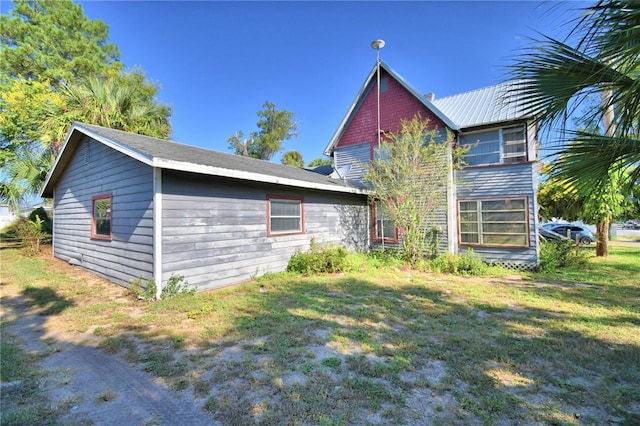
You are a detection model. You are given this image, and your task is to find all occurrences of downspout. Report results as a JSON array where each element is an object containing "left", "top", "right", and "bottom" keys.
[
  {"left": 52, "top": 189, "right": 56, "bottom": 256},
  {"left": 372, "top": 39, "right": 385, "bottom": 249},
  {"left": 529, "top": 124, "right": 541, "bottom": 266},
  {"left": 153, "top": 167, "right": 163, "bottom": 299}
]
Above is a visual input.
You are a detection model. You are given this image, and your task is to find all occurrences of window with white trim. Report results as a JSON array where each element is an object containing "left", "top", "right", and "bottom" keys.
[
  {"left": 461, "top": 125, "right": 527, "bottom": 166},
  {"left": 373, "top": 201, "right": 397, "bottom": 242},
  {"left": 92, "top": 194, "right": 112, "bottom": 240},
  {"left": 268, "top": 196, "right": 303, "bottom": 235},
  {"left": 459, "top": 198, "right": 529, "bottom": 247},
  {"left": 502, "top": 126, "right": 527, "bottom": 163}
]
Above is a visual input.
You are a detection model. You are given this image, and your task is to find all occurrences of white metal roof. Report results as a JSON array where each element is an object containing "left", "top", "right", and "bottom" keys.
[{"left": 433, "top": 81, "right": 529, "bottom": 129}]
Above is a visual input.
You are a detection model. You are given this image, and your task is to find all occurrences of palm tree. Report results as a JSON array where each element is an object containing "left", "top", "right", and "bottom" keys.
[
  {"left": 1, "top": 73, "right": 172, "bottom": 210},
  {"left": 0, "top": 150, "right": 51, "bottom": 211},
  {"left": 41, "top": 74, "right": 172, "bottom": 149},
  {"left": 507, "top": 0, "right": 640, "bottom": 256}
]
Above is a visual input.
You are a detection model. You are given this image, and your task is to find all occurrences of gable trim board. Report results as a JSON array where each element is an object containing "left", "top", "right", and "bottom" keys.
[
  {"left": 323, "top": 61, "right": 459, "bottom": 157},
  {"left": 153, "top": 167, "right": 162, "bottom": 299}
]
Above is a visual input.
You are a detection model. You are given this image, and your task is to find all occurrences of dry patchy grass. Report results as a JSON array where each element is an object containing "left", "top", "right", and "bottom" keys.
[{"left": 1, "top": 243, "right": 639, "bottom": 425}]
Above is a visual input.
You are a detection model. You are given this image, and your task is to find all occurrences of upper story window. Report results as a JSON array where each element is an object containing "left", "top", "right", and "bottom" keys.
[
  {"left": 267, "top": 195, "right": 304, "bottom": 236},
  {"left": 380, "top": 77, "right": 388, "bottom": 93},
  {"left": 92, "top": 194, "right": 112, "bottom": 240},
  {"left": 461, "top": 125, "right": 527, "bottom": 166}
]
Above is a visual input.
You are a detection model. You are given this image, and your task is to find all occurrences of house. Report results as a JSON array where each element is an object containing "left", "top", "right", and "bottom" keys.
[
  {"left": 0, "top": 204, "right": 17, "bottom": 231},
  {"left": 41, "top": 122, "right": 369, "bottom": 294},
  {"left": 40, "top": 61, "right": 540, "bottom": 294},
  {"left": 324, "top": 61, "right": 540, "bottom": 269}
]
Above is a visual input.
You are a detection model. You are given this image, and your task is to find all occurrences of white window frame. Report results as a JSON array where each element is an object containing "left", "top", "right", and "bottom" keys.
[
  {"left": 501, "top": 126, "right": 527, "bottom": 163},
  {"left": 373, "top": 201, "right": 398, "bottom": 242},
  {"left": 267, "top": 195, "right": 304, "bottom": 236},
  {"left": 461, "top": 125, "right": 527, "bottom": 166},
  {"left": 92, "top": 193, "right": 112, "bottom": 240},
  {"left": 458, "top": 197, "right": 530, "bottom": 247}
]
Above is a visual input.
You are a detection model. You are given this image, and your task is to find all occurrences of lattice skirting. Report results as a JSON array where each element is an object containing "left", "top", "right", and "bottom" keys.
[{"left": 490, "top": 261, "right": 539, "bottom": 271}]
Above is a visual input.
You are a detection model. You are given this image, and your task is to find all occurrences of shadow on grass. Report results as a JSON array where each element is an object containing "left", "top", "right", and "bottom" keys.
[
  {"left": 4, "top": 244, "right": 638, "bottom": 424},
  {"left": 165, "top": 273, "right": 636, "bottom": 424},
  {"left": 22, "top": 286, "right": 75, "bottom": 315}
]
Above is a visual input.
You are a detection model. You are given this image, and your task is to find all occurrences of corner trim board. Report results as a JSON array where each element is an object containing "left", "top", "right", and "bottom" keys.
[{"left": 153, "top": 167, "right": 163, "bottom": 299}]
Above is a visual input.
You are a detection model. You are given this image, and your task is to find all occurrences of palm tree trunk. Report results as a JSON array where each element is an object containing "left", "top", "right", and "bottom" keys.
[
  {"left": 594, "top": 90, "right": 615, "bottom": 257},
  {"left": 595, "top": 219, "right": 609, "bottom": 257}
]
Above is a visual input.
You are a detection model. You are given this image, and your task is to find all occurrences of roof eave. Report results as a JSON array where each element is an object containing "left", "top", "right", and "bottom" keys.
[
  {"left": 324, "top": 63, "right": 379, "bottom": 157},
  {"left": 153, "top": 158, "right": 370, "bottom": 195},
  {"left": 458, "top": 116, "right": 533, "bottom": 132},
  {"left": 323, "top": 61, "right": 459, "bottom": 156},
  {"left": 40, "top": 123, "right": 154, "bottom": 198},
  {"left": 41, "top": 124, "right": 369, "bottom": 198}
]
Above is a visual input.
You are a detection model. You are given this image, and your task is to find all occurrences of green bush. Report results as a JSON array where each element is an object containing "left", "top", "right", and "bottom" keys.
[
  {"left": 28, "top": 207, "right": 52, "bottom": 235},
  {"left": 539, "top": 240, "right": 589, "bottom": 271},
  {"left": 129, "top": 274, "right": 194, "bottom": 300},
  {"left": 425, "top": 249, "right": 487, "bottom": 276},
  {"left": 162, "top": 274, "right": 195, "bottom": 298},
  {"left": 15, "top": 216, "right": 49, "bottom": 255},
  {"left": 367, "top": 247, "right": 405, "bottom": 269},
  {"left": 287, "top": 242, "right": 350, "bottom": 274}
]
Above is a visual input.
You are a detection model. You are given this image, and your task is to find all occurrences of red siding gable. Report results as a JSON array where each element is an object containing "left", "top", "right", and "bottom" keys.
[{"left": 336, "top": 69, "right": 447, "bottom": 151}]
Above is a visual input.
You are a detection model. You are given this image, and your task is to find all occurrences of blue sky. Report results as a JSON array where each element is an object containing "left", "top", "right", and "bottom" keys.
[{"left": 5, "top": 1, "right": 588, "bottom": 165}]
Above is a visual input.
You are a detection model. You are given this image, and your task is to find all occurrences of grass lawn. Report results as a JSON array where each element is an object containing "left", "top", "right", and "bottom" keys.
[{"left": 1, "top": 243, "right": 639, "bottom": 425}]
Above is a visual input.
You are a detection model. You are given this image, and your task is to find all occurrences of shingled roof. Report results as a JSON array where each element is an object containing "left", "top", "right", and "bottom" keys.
[{"left": 41, "top": 122, "right": 366, "bottom": 198}]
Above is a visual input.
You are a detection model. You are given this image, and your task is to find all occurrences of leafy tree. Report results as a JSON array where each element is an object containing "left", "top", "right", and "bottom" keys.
[
  {"left": 508, "top": 0, "right": 640, "bottom": 256},
  {"left": 0, "top": 78, "right": 63, "bottom": 167},
  {"left": 308, "top": 157, "right": 332, "bottom": 168},
  {"left": 2, "top": 73, "right": 172, "bottom": 207},
  {"left": 538, "top": 165, "right": 584, "bottom": 221},
  {"left": 364, "top": 115, "right": 455, "bottom": 267},
  {"left": 0, "top": 0, "right": 122, "bottom": 86},
  {"left": 0, "top": 1, "right": 172, "bottom": 210},
  {"left": 1, "top": 150, "right": 50, "bottom": 210},
  {"left": 281, "top": 151, "right": 304, "bottom": 168},
  {"left": 228, "top": 101, "right": 298, "bottom": 160},
  {"left": 623, "top": 181, "right": 640, "bottom": 220}
]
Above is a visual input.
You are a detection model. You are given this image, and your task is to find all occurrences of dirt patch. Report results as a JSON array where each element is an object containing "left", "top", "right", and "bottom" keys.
[
  {"left": 3, "top": 248, "right": 638, "bottom": 425},
  {"left": 2, "top": 295, "right": 213, "bottom": 425}
]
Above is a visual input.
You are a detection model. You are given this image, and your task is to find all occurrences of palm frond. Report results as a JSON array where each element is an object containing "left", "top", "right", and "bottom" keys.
[
  {"left": 549, "top": 130, "right": 640, "bottom": 193},
  {"left": 506, "top": 35, "right": 636, "bottom": 132}
]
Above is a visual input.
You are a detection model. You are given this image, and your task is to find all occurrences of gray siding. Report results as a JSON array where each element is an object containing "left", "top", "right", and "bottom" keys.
[
  {"left": 337, "top": 141, "right": 451, "bottom": 256},
  {"left": 162, "top": 171, "right": 368, "bottom": 291},
  {"left": 53, "top": 136, "right": 154, "bottom": 285},
  {"left": 334, "top": 143, "right": 370, "bottom": 186},
  {"left": 455, "top": 162, "right": 538, "bottom": 266}
]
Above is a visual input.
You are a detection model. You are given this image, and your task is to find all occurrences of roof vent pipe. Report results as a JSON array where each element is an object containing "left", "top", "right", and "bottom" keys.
[{"left": 425, "top": 93, "right": 435, "bottom": 102}]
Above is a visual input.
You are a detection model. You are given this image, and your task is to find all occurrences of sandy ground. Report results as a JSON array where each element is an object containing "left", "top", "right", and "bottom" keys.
[{"left": 2, "top": 284, "right": 215, "bottom": 425}]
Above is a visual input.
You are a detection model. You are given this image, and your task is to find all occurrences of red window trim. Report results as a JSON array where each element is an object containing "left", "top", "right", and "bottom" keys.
[
  {"left": 457, "top": 196, "right": 531, "bottom": 249},
  {"left": 91, "top": 193, "right": 113, "bottom": 241},
  {"left": 266, "top": 194, "right": 305, "bottom": 237},
  {"left": 372, "top": 201, "right": 399, "bottom": 243}
]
